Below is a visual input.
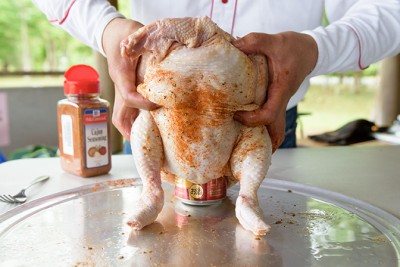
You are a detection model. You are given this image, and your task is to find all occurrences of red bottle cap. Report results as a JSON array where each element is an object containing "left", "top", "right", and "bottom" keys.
[{"left": 64, "top": 64, "right": 100, "bottom": 95}]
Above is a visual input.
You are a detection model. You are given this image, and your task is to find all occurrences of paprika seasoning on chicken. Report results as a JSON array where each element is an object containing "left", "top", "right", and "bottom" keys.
[{"left": 57, "top": 64, "right": 111, "bottom": 177}]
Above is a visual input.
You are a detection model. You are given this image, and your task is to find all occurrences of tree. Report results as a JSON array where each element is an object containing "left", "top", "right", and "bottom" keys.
[
  {"left": 0, "top": 2, "right": 21, "bottom": 71},
  {"left": 0, "top": 0, "right": 94, "bottom": 72}
]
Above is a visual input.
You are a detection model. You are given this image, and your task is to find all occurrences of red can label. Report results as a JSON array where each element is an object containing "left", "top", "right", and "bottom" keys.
[{"left": 174, "top": 177, "right": 227, "bottom": 205}]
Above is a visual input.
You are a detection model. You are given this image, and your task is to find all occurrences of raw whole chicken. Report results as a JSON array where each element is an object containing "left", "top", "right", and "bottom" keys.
[{"left": 121, "top": 16, "right": 272, "bottom": 235}]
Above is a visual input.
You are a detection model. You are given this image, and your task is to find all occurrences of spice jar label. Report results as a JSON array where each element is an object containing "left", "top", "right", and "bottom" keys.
[
  {"left": 83, "top": 108, "right": 109, "bottom": 168},
  {"left": 61, "top": 114, "right": 74, "bottom": 156}
]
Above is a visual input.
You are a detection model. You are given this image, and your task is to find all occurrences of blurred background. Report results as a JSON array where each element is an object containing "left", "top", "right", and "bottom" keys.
[{"left": 0, "top": 0, "right": 399, "bottom": 160}]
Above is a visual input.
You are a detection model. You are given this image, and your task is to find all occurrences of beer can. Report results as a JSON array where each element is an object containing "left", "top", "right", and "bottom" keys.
[{"left": 174, "top": 176, "right": 227, "bottom": 205}]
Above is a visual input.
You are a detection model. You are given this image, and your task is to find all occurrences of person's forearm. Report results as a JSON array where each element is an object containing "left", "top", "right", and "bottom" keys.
[
  {"left": 32, "top": 0, "right": 124, "bottom": 56},
  {"left": 304, "top": 0, "right": 400, "bottom": 76},
  {"left": 102, "top": 18, "right": 143, "bottom": 59}
]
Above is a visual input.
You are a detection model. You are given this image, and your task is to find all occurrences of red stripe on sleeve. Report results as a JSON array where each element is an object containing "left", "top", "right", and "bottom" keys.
[
  {"left": 348, "top": 25, "right": 369, "bottom": 70},
  {"left": 48, "top": 0, "right": 77, "bottom": 25}
]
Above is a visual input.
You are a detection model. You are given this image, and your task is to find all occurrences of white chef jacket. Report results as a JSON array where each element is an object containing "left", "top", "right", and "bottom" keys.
[{"left": 32, "top": 0, "right": 400, "bottom": 109}]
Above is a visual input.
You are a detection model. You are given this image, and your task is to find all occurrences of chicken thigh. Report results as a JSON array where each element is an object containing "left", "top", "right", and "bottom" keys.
[{"left": 121, "top": 16, "right": 272, "bottom": 235}]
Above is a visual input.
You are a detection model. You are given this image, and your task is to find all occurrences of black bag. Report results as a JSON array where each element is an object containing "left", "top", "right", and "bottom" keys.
[{"left": 308, "top": 119, "right": 385, "bottom": 145}]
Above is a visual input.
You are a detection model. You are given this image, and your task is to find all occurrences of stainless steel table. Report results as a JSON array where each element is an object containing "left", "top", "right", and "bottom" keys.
[{"left": 0, "top": 146, "right": 399, "bottom": 266}]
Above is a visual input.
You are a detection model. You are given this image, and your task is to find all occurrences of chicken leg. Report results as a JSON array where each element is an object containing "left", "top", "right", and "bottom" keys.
[{"left": 128, "top": 110, "right": 164, "bottom": 229}]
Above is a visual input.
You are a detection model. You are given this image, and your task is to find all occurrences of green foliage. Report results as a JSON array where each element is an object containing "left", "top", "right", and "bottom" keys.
[
  {"left": 0, "top": 0, "right": 93, "bottom": 72},
  {"left": 360, "top": 63, "right": 379, "bottom": 76},
  {"left": 0, "top": 2, "right": 21, "bottom": 70},
  {"left": 330, "top": 63, "right": 379, "bottom": 78}
]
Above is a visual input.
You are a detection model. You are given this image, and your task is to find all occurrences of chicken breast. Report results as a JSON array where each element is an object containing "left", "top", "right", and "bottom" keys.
[{"left": 121, "top": 16, "right": 272, "bottom": 235}]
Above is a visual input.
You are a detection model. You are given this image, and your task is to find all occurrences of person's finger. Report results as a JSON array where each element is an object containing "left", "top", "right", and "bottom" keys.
[
  {"left": 112, "top": 90, "right": 140, "bottom": 141},
  {"left": 115, "top": 111, "right": 138, "bottom": 141},
  {"left": 267, "top": 123, "right": 285, "bottom": 153},
  {"left": 111, "top": 107, "right": 130, "bottom": 141},
  {"left": 123, "top": 90, "right": 159, "bottom": 110},
  {"left": 234, "top": 108, "right": 273, "bottom": 127},
  {"left": 234, "top": 106, "right": 285, "bottom": 152},
  {"left": 234, "top": 79, "right": 289, "bottom": 126},
  {"left": 122, "top": 109, "right": 140, "bottom": 141},
  {"left": 233, "top": 33, "right": 274, "bottom": 55}
]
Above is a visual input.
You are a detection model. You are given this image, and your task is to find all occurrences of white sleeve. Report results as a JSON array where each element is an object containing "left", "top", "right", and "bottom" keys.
[
  {"left": 32, "top": 0, "right": 125, "bottom": 56},
  {"left": 302, "top": 0, "right": 400, "bottom": 77}
]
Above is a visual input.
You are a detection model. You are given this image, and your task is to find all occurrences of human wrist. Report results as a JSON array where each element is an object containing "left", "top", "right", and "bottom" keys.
[
  {"left": 301, "top": 30, "right": 323, "bottom": 77},
  {"left": 299, "top": 32, "right": 318, "bottom": 77}
]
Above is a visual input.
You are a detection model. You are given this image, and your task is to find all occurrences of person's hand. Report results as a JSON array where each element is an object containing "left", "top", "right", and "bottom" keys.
[
  {"left": 233, "top": 32, "right": 318, "bottom": 152},
  {"left": 102, "top": 18, "right": 158, "bottom": 141}
]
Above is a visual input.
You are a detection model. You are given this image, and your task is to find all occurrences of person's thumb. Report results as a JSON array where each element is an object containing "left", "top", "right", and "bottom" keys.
[{"left": 233, "top": 33, "right": 268, "bottom": 54}]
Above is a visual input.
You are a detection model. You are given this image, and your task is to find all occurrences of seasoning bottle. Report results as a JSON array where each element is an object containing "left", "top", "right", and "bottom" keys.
[{"left": 57, "top": 64, "right": 111, "bottom": 177}]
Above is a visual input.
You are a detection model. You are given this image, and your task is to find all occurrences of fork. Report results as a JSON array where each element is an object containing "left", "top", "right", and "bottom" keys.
[{"left": 0, "top": 175, "right": 50, "bottom": 204}]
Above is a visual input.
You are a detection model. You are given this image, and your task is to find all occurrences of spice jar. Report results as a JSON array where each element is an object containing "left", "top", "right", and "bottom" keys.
[{"left": 57, "top": 64, "right": 111, "bottom": 177}]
